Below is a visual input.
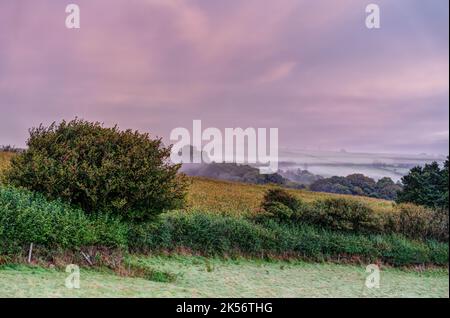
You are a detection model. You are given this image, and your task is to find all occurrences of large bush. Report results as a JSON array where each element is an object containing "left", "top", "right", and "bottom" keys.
[
  {"left": 301, "top": 198, "right": 380, "bottom": 233},
  {"left": 384, "top": 204, "right": 449, "bottom": 242},
  {"left": 260, "top": 188, "right": 304, "bottom": 221},
  {"left": 5, "top": 119, "right": 189, "bottom": 221},
  {"left": 0, "top": 186, "right": 128, "bottom": 253}
]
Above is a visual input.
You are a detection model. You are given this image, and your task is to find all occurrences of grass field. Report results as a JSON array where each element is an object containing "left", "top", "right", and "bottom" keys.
[
  {"left": 0, "top": 256, "right": 448, "bottom": 298},
  {"left": 187, "top": 177, "right": 394, "bottom": 216}
]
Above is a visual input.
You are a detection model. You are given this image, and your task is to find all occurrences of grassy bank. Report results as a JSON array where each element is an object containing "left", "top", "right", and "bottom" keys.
[{"left": 0, "top": 256, "right": 448, "bottom": 298}]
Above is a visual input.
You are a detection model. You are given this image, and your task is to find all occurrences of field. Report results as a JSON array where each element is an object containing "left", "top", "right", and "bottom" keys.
[
  {"left": 0, "top": 256, "right": 448, "bottom": 298},
  {"left": 187, "top": 177, "right": 394, "bottom": 216},
  {"left": 1, "top": 151, "right": 448, "bottom": 298},
  {"left": 1, "top": 151, "right": 395, "bottom": 217}
]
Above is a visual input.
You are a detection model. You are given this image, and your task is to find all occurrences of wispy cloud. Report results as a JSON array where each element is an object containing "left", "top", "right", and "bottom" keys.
[{"left": 0, "top": 0, "right": 448, "bottom": 155}]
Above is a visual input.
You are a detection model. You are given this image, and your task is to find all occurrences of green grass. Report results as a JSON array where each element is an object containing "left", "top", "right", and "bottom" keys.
[{"left": 0, "top": 256, "right": 448, "bottom": 298}]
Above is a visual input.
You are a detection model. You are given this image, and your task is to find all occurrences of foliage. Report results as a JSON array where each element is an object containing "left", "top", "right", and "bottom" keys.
[
  {"left": 310, "top": 174, "right": 403, "bottom": 200},
  {"left": 279, "top": 169, "right": 323, "bottom": 186},
  {"left": 385, "top": 204, "right": 449, "bottom": 242},
  {"left": 4, "top": 119, "right": 189, "bottom": 221},
  {"left": 259, "top": 189, "right": 448, "bottom": 242},
  {"left": 130, "top": 211, "right": 448, "bottom": 266},
  {"left": 0, "top": 185, "right": 447, "bottom": 266},
  {"left": 0, "top": 186, "right": 128, "bottom": 253},
  {"left": 397, "top": 158, "right": 449, "bottom": 210},
  {"left": 302, "top": 198, "right": 380, "bottom": 233}
]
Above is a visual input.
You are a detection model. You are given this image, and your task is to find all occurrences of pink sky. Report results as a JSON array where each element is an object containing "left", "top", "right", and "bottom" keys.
[{"left": 0, "top": 0, "right": 448, "bottom": 154}]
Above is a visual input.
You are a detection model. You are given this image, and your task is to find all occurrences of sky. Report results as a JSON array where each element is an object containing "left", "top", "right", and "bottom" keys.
[{"left": 0, "top": 0, "right": 448, "bottom": 155}]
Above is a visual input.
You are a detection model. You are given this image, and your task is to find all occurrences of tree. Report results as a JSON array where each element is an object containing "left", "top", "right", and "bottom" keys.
[
  {"left": 6, "top": 119, "right": 189, "bottom": 222},
  {"left": 396, "top": 158, "right": 449, "bottom": 210},
  {"left": 309, "top": 174, "right": 401, "bottom": 200}
]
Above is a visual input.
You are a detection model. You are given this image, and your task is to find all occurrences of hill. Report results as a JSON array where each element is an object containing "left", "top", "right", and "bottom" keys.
[
  {"left": 1, "top": 151, "right": 395, "bottom": 216},
  {"left": 186, "top": 176, "right": 394, "bottom": 217}
]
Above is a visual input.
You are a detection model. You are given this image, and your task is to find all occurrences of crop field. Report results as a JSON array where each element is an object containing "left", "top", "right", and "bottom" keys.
[
  {"left": 0, "top": 256, "right": 448, "bottom": 298},
  {"left": 187, "top": 177, "right": 394, "bottom": 217}
]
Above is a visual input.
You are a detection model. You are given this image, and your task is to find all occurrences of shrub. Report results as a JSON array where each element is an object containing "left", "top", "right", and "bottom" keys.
[
  {"left": 262, "top": 202, "right": 295, "bottom": 221},
  {"left": 384, "top": 204, "right": 449, "bottom": 242},
  {"left": 5, "top": 119, "right": 189, "bottom": 222},
  {"left": 0, "top": 186, "right": 127, "bottom": 254},
  {"left": 301, "top": 198, "right": 380, "bottom": 233},
  {"left": 260, "top": 188, "right": 304, "bottom": 221}
]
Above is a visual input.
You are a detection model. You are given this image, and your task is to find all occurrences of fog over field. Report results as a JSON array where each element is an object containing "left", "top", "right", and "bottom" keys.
[{"left": 278, "top": 149, "right": 446, "bottom": 181}]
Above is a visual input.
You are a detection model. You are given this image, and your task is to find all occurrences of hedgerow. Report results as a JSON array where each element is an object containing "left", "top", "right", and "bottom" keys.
[
  {"left": 260, "top": 188, "right": 449, "bottom": 242},
  {"left": 0, "top": 186, "right": 448, "bottom": 266},
  {"left": 0, "top": 186, "right": 127, "bottom": 254},
  {"left": 130, "top": 211, "right": 448, "bottom": 266}
]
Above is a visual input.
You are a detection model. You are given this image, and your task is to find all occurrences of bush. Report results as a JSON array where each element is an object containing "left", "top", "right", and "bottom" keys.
[
  {"left": 0, "top": 186, "right": 127, "bottom": 253},
  {"left": 384, "top": 204, "right": 449, "bottom": 242},
  {"left": 128, "top": 211, "right": 275, "bottom": 255},
  {"left": 5, "top": 119, "right": 189, "bottom": 222},
  {"left": 302, "top": 198, "right": 380, "bottom": 233},
  {"left": 129, "top": 211, "right": 448, "bottom": 266},
  {"left": 260, "top": 188, "right": 304, "bottom": 221}
]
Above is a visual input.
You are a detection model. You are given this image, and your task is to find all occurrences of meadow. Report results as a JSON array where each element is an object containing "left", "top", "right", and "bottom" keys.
[{"left": 1, "top": 256, "right": 448, "bottom": 298}]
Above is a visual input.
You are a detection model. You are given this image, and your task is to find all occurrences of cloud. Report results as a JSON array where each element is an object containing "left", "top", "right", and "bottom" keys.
[
  {"left": 0, "top": 0, "right": 448, "bottom": 155},
  {"left": 256, "top": 62, "right": 297, "bottom": 84}
]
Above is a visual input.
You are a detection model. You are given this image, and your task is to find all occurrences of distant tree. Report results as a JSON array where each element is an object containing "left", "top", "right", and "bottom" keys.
[
  {"left": 310, "top": 174, "right": 402, "bottom": 201},
  {"left": 375, "top": 177, "right": 403, "bottom": 201},
  {"left": 396, "top": 158, "right": 449, "bottom": 210}
]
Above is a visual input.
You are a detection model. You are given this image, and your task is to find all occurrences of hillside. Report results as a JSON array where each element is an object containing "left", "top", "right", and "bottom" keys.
[
  {"left": 0, "top": 151, "right": 395, "bottom": 216},
  {"left": 187, "top": 176, "right": 394, "bottom": 216}
]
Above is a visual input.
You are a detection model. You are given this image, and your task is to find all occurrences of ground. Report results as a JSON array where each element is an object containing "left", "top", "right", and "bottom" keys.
[{"left": 0, "top": 256, "right": 448, "bottom": 298}]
